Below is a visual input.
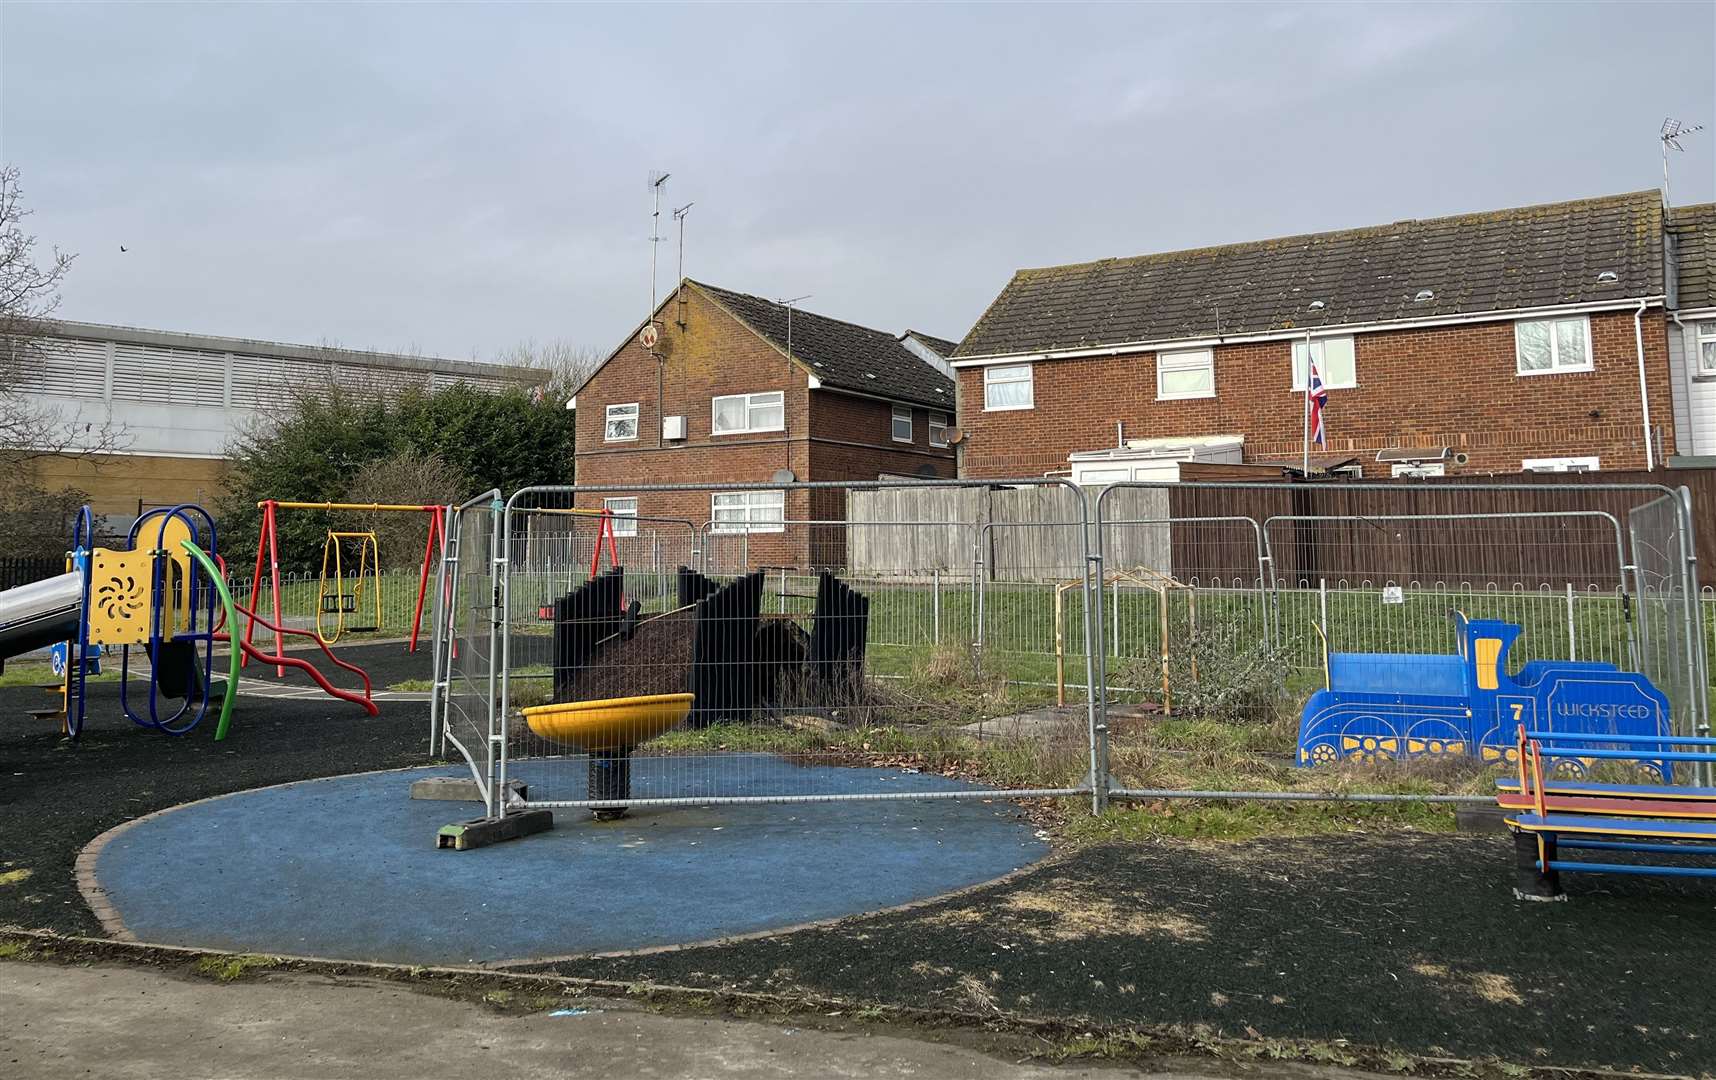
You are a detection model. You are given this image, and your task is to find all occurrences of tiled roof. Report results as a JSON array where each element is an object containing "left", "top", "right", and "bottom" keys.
[
  {"left": 955, "top": 191, "right": 1665, "bottom": 359},
  {"left": 692, "top": 281, "right": 955, "bottom": 408},
  {"left": 1670, "top": 202, "right": 1716, "bottom": 310},
  {"left": 901, "top": 330, "right": 961, "bottom": 357}
]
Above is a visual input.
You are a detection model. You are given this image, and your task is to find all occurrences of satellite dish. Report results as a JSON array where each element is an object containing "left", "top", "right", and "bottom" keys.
[
  {"left": 943, "top": 426, "right": 965, "bottom": 446},
  {"left": 639, "top": 323, "right": 660, "bottom": 349},
  {"left": 772, "top": 468, "right": 797, "bottom": 484}
]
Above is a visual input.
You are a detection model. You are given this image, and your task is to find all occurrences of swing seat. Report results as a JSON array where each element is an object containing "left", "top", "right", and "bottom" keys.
[{"left": 321, "top": 593, "right": 359, "bottom": 614}]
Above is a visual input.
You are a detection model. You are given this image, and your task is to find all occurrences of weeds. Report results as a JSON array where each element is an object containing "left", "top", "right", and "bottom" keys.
[{"left": 194, "top": 954, "right": 281, "bottom": 982}]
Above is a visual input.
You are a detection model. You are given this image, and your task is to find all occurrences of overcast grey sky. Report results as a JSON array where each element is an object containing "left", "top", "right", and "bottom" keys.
[{"left": 2, "top": 2, "right": 1712, "bottom": 362}]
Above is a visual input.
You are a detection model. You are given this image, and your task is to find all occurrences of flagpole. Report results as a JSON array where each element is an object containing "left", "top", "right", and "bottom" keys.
[{"left": 1301, "top": 327, "right": 1312, "bottom": 477}]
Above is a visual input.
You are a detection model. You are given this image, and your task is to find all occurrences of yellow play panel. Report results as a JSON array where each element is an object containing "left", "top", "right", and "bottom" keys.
[{"left": 522, "top": 693, "right": 693, "bottom": 751}]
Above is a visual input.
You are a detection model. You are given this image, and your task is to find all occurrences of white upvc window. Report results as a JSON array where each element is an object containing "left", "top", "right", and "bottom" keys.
[
  {"left": 604, "top": 402, "right": 639, "bottom": 442},
  {"left": 891, "top": 405, "right": 914, "bottom": 443},
  {"left": 1291, "top": 336, "right": 1358, "bottom": 390},
  {"left": 928, "top": 411, "right": 949, "bottom": 448},
  {"left": 711, "top": 391, "right": 785, "bottom": 435},
  {"left": 1515, "top": 316, "right": 1593, "bottom": 375},
  {"left": 1077, "top": 468, "right": 1132, "bottom": 487},
  {"left": 983, "top": 364, "right": 1034, "bottom": 410},
  {"left": 710, "top": 490, "right": 786, "bottom": 534},
  {"left": 602, "top": 497, "right": 638, "bottom": 536},
  {"left": 1156, "top": 348, "right": 1215, "bottom": 400},
  {"left": 1695, "top": 320, "right": 1716, "bottom": 376},
  {"left": 1391, "top": 462, "right": 1445, "bottom": 478},
  {"left": 1522, "top": 456, "right": 1600, "bottom": 473}
]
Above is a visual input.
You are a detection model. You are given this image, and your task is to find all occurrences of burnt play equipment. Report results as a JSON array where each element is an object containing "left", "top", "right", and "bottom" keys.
[{"left": 529, "top": 565, "right": 872, "bottom": 818}]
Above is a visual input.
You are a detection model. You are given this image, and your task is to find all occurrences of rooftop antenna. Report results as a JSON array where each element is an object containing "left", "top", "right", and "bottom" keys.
[
  {"left": 774, "top": 294, "right": 811, "bottom": 471},
  {"left": 774, "top": 294, "right": 812, "bottom": 364},
  {"left": 1660, "top": 118, "right": 1704, "bottom": 214},
  {"left": 648, "top": 170, "right": 671, "bottom": 318},
  {"left": 673, "top": 202, "right": 695, "bottom": 285}
]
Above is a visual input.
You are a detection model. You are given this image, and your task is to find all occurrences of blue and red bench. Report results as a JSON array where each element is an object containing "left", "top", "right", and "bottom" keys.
[{"left": 1498, "top": 727, "right": 1716, "bottom": 900}]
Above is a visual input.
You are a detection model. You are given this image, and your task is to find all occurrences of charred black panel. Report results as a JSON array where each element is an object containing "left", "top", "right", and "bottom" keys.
[
  {"left": 551, "top": 567, "right": 628, "bottom": 701},
  {"left": 807, "top": 572, "right": 869, "bottom": 685},
  {"left": 686, "top": 570, "right": 763, "bottom": 727},
  {"left": 676, "top": 565, "right": 720, "bottom": 608},
  {"left": 753, "top": 617, "right": 811, "bottom": 710}
]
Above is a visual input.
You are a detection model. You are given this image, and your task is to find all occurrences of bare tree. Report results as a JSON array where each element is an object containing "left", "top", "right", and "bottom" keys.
[
  {"left": 493, "top": 338, "right": 604, "bottom": 402},
  {"left": 0, "top": 164, "right": 127, "bottom": 458},
  {"left": 341, "top": 449, "right": 472, "bottom": 569}
]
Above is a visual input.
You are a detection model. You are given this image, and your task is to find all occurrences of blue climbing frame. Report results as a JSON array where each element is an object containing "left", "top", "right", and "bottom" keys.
[{"left": 63, "top": 503, "right": 224, "bottom": 739}]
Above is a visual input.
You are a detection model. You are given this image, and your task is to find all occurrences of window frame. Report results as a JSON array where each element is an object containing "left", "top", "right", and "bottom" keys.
[
  {"left": 1522, "top": 456, "right": 1600, "bottom": 473},
  {"left": 982, "top": 364, "right": 1034, "bottom": 411},
  {"left": 1695, "top": 320, "right": 1716, "bottom": 377},
  {"left": 1514, "top": 316, "right": 1594, "bottom": 376},
  {"left": 710, "top": 391, "right": 786, "bottom": 436},
  {"left": 891, "top": 405, "right": 914, "bottom": 443},
  {"left": 1290, "top": 336, "right": 1358, "bottom": 391},
  {"left": 1391, "top": 462, "right": 1445, "bottom": 478},
  {"left": 601, "top": 496, "right": 639, "bottom": 537},
  {"left": 1155, "top": 348, "right": 1216, "bottom": 401},
  {"left": 928, "top": 411, "right": 949, "bottom": 448},
  {"left": 709, "top": 489, "right": 786, "bottom": 534},
  {"left": 604, "top": 402, "right": 639, "bottom": 442}
]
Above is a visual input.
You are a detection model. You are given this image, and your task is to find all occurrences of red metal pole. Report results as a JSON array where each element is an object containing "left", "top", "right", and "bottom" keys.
[
  {"left": 407, "top": 506, "right": 444, "bottom": 654},
  {"left": 266, "top": 504, "right": 285, "bottom": 676},
  {"left": 241, "top": 502, "right": 270, "bottom": 669}
]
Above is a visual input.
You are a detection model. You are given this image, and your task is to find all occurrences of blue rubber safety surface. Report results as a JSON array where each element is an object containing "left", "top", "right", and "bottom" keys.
[{"left": 93, "top": 758, "right": 1049, "bottom": 966}]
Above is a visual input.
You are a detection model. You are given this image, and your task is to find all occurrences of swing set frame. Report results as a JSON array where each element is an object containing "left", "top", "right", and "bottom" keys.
[
  {"left": 318, "top": 530, "right": 383, "bottom": 643},
  {"left": 244, "top": 499, "right": 448, "bottom": 673}
]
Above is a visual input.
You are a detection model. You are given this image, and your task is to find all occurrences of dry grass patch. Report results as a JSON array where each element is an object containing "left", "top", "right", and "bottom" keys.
[
  {"left": 927, "top": 884, "right": 1210, "bottom": 944},
  {"left": 1411, "top": 962, "right": 1525, "bottom": 1006}
]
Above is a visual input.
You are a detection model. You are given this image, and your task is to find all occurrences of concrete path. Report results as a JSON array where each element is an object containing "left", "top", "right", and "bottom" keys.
[{"left": 0, "top": 961, "right": 1380, "bottom": 1080}]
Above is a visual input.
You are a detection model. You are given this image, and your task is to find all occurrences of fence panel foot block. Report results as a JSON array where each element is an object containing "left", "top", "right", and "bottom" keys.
[
  {"left": 436, "top": 810, "right": 554, "bottom": 850},
  {"left": 411, "top": 777, "right": 527, "bottom": 803}
]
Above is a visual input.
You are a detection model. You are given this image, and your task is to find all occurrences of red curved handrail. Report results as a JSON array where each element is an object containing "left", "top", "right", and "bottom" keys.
[{"left": 216, "top": 599, "right": 378, "bottom": 716}]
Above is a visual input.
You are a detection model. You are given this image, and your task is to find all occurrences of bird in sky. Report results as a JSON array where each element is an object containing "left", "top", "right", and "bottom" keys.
[{"left": 119, "top": 246, "right": 127, "bottom": 252}]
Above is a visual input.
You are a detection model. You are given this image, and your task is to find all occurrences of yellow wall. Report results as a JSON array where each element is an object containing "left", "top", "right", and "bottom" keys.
[{"left": 29, "top": 454, "right": 230, "bottom": 517}]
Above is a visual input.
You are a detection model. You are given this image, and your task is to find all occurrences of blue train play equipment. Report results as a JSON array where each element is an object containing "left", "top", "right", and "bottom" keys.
[{"left": 1297, "top": 612, "right": 1674, "bottom": 779}]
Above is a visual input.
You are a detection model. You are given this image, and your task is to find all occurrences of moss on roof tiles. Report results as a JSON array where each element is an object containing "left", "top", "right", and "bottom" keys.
[{"left": 955, "top": 191, "right": 1665, "bottom": 357}]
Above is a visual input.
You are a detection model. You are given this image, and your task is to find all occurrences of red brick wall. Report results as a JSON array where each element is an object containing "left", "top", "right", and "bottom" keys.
[
  {"left": 572, "top": 284, "right": 954, "bottom": 568},
  {"left": 807, "top": 392, "right": 957, "bottom": 481},
  {"left": 955, "top": 310, "right": 1678, "bottom": 478}
]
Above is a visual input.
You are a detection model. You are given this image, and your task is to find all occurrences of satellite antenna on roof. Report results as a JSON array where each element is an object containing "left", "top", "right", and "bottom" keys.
[
  {"left": 648, "top": 170, "right": 671, "bottom": 319},
  {"left": 1660, "top": 118, "right": 1704, "bottom": 214}
]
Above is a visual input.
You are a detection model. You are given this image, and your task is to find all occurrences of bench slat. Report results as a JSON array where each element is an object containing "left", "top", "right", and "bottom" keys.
[
  {"left": 1496, "top": 792, "right": 1716, "bottom": 819},
  {"left": 1508, "top": 812, "right": 1716, "bottom": 842},
  {"left": 1495, "top": 778, "right": 1716, "bottom": 800},
  {"left": 1544, "top": 860, "right": 1716, "bottom": 879}
]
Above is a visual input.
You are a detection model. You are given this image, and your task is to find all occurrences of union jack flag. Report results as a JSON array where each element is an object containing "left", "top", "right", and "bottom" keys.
[{"left": 1308, "top": 356, "right": 1329, "bottom": 448}]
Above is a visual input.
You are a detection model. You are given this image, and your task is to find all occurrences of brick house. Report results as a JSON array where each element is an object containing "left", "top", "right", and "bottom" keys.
[
  {"left": 1667, "top": 202, "right": 1716, "bottom": 460},
  {"left": 569, "top": 280, "right": 957, "bottom": 565},
  {"left": 949, "top": 191, "right": 1689, "bottom": 481}
]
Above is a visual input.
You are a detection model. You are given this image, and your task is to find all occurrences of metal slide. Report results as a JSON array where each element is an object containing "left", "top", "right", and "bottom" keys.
[{"left": 0, "top": 570, "right": 83, "bottom": 668}]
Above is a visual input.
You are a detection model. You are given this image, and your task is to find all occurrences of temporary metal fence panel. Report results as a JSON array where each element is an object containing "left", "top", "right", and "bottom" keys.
[
  {"left": 429, "top": 490, "right": 502, "bottom": 816},
  {"left": 436, "top": 479, "right": 1704, "bottom": 820},
  {"left": 497, "top": 480, "right": 1100, "bottom": 812},
  {"left": 1627, "top": 489, "right": 1710, "bottom": 752},
  {"left": 1093, "top": 481, "right": 1707, "bottom": 799}
]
